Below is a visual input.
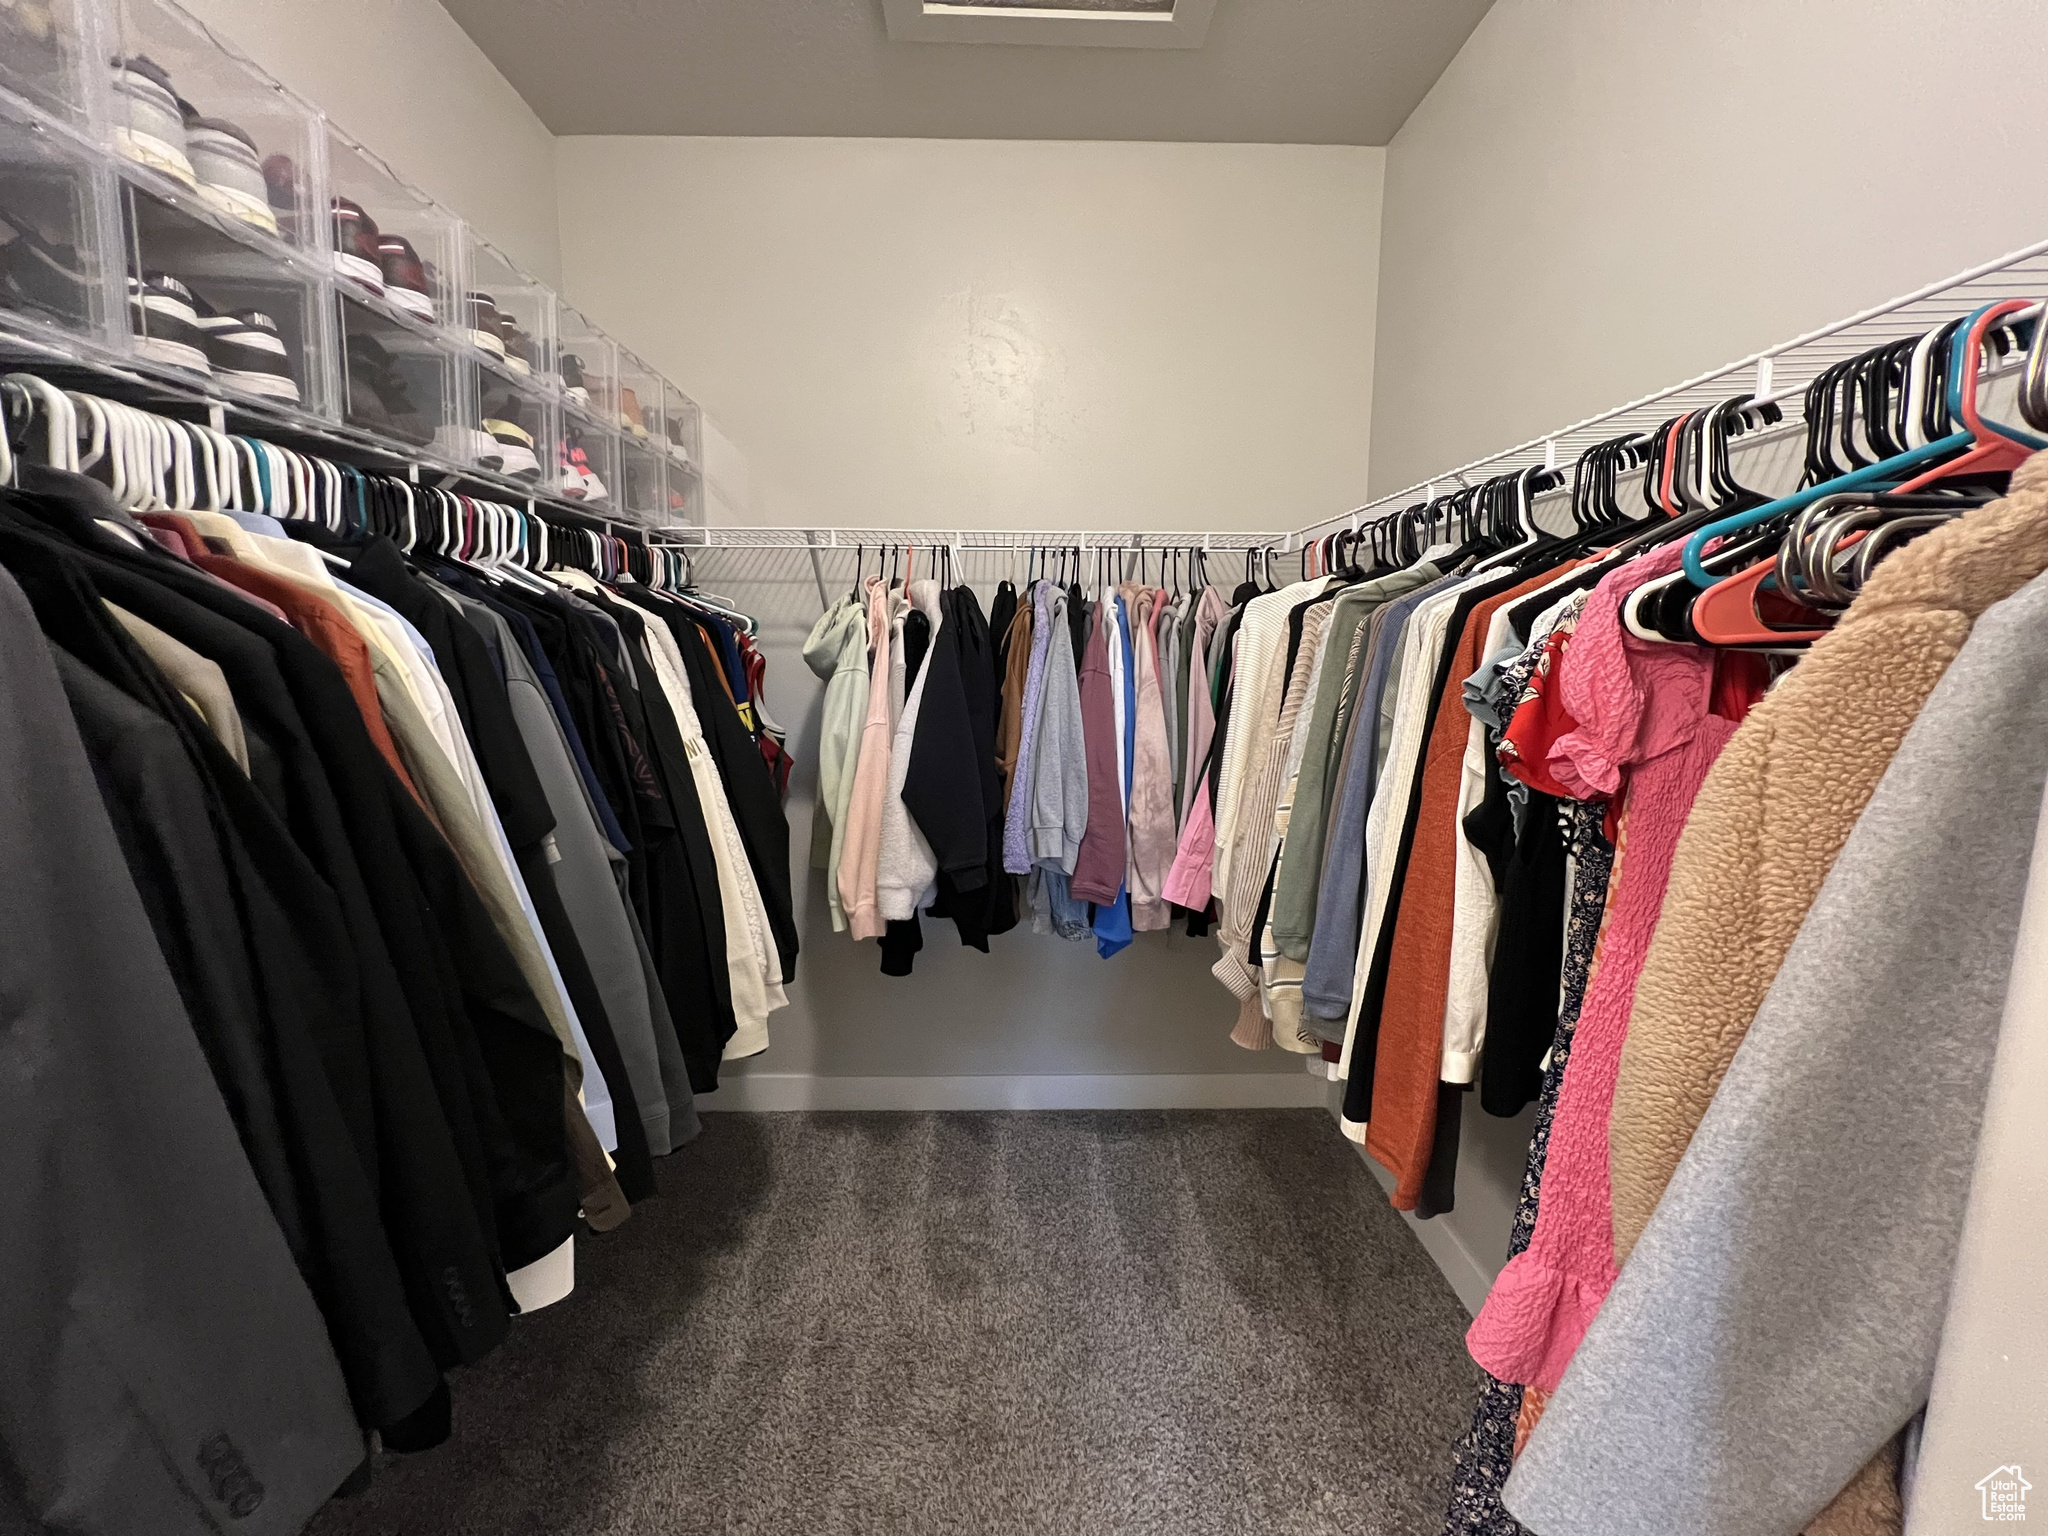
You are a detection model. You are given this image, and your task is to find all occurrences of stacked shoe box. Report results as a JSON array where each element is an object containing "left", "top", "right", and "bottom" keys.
[
  {"left": 325, "top": 119, "right": 467, "bottom": 451},
  {"left": 455, "top": 232, "right": 558, "bottom": 494},
  {"left": 553, "top": 298, "right": 621, "bottom": 509},
  {"left": 661, "top": 376, "right": 703, "bottom": 524},
  {"left": 0, "top": 0, "right": 128, "bottom": 355},
  {"left": 0, "top": 0, "right": 713, "bottom": 525},
  {"left": 103, "top": 0, "right": 335, "bottom": 414},
  {"left": 616, "top": 344, "right": 665, "bottom": 521}
]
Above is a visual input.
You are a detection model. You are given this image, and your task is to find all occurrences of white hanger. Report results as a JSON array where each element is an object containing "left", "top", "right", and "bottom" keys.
[
  {"left": 166, "top": 418, "right": 195, "bottom": 511},
  {"left": 6, "top": 374, "right": 78, "bottom": 472},
  {"left": 108, "top": 401, "right": 146, "bottom": 506},
  {"left": 195, "top": 424, "right": 232, "bottom": 510},
  {"left": 69, "top": 392, "right": 107, "bottom": 478}
]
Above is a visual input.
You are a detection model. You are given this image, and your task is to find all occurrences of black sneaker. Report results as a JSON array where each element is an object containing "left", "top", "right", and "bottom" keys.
[
  {"left": 0, "top": 214, "right": 92, "bottom": 327},
  {"left": 129, "top": 271, "right": 211, "bottom": 375},
  {"left": 466, "top": 291, "right": 505, "bottom": 359},
  {"left": 500, "top": 315, "right": 533, "bottom": 376},
  {"left": 344, "top": 333, "right": 431, "bottom": 445},
  {"left": 195, "top": 307, "right": 299, "bottom": 403},
  {"left": 559, "top": 350, "right": 588, "bottom": 405}
]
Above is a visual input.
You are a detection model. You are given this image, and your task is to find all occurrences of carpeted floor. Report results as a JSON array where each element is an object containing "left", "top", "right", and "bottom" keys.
[{"left": 309, "top": 1109, "right": 1478, "bottom": 1535}]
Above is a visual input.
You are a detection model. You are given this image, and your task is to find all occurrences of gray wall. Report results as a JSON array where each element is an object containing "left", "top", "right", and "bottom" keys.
[
  {"left": 1368, "top": 0, "right": 2048, "bottom": 497},
  {"left": 554, "top": 135, "right": 1383, "bottom": 535}
]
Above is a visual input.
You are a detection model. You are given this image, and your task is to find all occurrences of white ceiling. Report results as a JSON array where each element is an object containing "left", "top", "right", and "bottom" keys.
[{"left": 437, "top": 0, "right": 1497, "bottom": 144}]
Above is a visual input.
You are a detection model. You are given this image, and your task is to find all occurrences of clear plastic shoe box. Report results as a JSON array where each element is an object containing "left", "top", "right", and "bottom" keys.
[
  {"left": 102, "top": 0, "right": 335, "bottom": 414},
  {"left": 2, "top": 0, "right": 710, "bottom": 526},
  {"left": 325, "top": 124, "right": 464, "bottom": 452},
  {"left": 617, "top": 344, "right": 664, "bottom": 520},
  {"left": 0, "top": 91, "right": 125, "bottom": 351},
  {"left": 108, "top": 0, "right": 324, "bottom": 248},
  {"left": 0, "top": 0, "right": 111, "bottom": 135},
  {"left": 554, "top": 298, "right": 621, "bottom": 510},
  {"left": 661, "top": 377, "right": 702, "bottom": 524},
  {"left": 457, "top": 230, "right": 561, "bottom": 490}
]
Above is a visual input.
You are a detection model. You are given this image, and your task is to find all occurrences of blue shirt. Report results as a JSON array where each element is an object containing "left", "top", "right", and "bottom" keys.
[{"left": 1094, "top": 594, "right": 1139, "bottom": 958}]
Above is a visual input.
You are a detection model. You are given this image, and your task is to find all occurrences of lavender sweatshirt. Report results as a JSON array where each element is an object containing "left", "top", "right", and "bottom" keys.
[{"left": 1002, "top": 579, "right": 1057, "bottom": 874}]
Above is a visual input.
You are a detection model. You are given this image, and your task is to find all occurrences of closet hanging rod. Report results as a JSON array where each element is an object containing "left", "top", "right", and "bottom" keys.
[
  {"left": 657, "top": 527, "right": 1281, "bottom": 551},
  {"left": 1290, "top": 235, "right": 2048, "bottom": 543}
]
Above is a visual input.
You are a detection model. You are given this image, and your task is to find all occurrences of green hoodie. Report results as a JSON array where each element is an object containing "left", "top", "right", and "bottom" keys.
[{"left": 802, "top": 595, "right": 872, "bottom": 931}]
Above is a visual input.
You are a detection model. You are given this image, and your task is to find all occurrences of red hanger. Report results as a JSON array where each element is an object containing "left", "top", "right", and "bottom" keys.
[
  {"left": 1658, "top": 413, "right": 1694, "bottom": 515},
  {"left": 1685, "top": 535, "right": 1863, "bottom": 647}
]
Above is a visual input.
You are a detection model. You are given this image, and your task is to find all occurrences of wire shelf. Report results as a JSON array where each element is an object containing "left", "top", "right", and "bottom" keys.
[
  {"left": 652, "top": 525, "right": 1282, "bottom": 550},
  {"left": 1293, "top": 235, "right": 2048, "bottom": 541}
]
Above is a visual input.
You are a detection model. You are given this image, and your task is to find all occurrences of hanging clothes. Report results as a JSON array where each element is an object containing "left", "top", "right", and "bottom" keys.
[
  {"left": 0, "top": 561, "right": 369, "bottom": 1536},
  {"left": 1608, "top": 461, "right": 2048, "bottom": 1265},
  {"left": 1503, "top": 562, "right": 2048, "bottom": 1536},
  {"left": 1125, "top": 584, "right": 1177, "bottom": 931},
  {"left": 1465, "top": 542, "right": 1746, "bottom": 1388},
  {"left": 804, "top": 594, "right": 869, "bottom": 933},
  {"left": 1002, "top": 578, "right": 1058, "bottom": 875},
  {"left": 1441, "top": 800, "right": 1613, "bottom": 1536},
  {"left": 839, "top": 577, "right": 896, "bottom": 942}
]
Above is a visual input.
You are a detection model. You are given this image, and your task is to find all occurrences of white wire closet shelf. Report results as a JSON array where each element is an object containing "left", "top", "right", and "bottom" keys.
[
  {"left": 664, "top": 235, "right": 2048, "bottom": 557},
  {"left": 1292, "top": 235, "right": 2048, "bottom": 544},
  {"left": 654, "top": 525, "right": 1283, "bottom": 550}
]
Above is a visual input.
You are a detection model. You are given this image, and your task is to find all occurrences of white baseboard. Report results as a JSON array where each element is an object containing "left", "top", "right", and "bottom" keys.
[
  {"left": 695, "top": 1071, "right": 1331, "bottom": 1112},
  {"left": 1328, "top": 1100, "right": 1497, "bottom": 1317},
  {"left": 1357, "top": 1155, "right": 1498, "bottom": 1317}
]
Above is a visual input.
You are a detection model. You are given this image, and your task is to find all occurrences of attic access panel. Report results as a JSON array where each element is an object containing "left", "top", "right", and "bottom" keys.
[{"left": 880, "top": 0, "right": 1216, "bottom": 49}]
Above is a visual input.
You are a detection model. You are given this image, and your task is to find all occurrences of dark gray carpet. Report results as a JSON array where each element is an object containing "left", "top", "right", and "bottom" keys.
[{"left": 310, "top": 1110, "right": 1477, "bottom": 1535}]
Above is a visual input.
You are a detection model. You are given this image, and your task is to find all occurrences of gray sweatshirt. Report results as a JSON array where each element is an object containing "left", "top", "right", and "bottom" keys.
[
  {"left": 1029, "top": 588, "right": 1090, "bottom": 874},
  {"left": 1504, "top": 567, "right": 2048, "bottom": 1536}
]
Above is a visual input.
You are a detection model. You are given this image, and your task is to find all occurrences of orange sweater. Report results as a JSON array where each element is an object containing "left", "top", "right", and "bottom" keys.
[{"left": 1367, "top": 568, "right": 1563, "bottom": 1208}]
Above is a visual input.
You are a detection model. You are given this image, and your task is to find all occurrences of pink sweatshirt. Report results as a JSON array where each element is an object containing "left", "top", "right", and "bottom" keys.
[
  {"left": 836, "top": 579, "right": 895, "bottom": 940},
  {"left": 1163, "top": 780, "right": 1217, "bottom": 911},
  {"left": 1465, "top": 542, "right": 1738, "bottom": 1392}
]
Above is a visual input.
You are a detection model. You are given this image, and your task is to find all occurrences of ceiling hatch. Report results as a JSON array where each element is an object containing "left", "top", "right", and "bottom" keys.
[{"left": 881, "top": 0, "right": 1217, "bottom": 50}]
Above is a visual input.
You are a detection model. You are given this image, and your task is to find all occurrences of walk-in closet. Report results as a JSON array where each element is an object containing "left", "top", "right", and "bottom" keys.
[{"left": 4, "top": 2, "right": 2045, "bottom": 1532}]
